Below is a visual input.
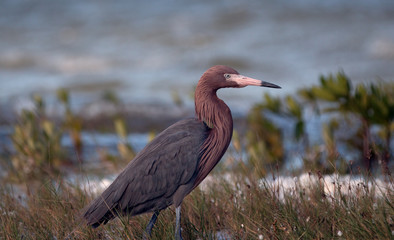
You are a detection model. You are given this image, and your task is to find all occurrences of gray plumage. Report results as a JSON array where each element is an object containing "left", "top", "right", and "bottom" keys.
[
  {"left": 81, "top": 65, "right": 280, "bottom": 239},
  {"left": 83, "top": 118, "right": 209, "bottom": 227}
]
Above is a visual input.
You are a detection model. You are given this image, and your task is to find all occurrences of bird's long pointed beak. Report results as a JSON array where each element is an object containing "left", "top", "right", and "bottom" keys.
[{"left": 232, "top": 74, "right": 281, "bottom": 88}]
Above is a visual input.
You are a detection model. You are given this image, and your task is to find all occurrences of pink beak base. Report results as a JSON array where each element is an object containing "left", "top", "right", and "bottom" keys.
[{"left": 233, "top": 75, "right": 281, "bottom": 88}]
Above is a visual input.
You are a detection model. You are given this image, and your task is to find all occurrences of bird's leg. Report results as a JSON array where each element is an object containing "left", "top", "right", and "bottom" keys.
[
  {"left": 175, "top": 205, "right": 183, "bottom": 240},
  {"left": 142, "top": 210, "right": 160, "bottom": 239}
]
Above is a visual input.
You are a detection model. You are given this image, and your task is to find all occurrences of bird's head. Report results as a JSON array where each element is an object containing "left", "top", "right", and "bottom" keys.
[{"left": 199, "top": 65, "right": 281, "bottom": 90}]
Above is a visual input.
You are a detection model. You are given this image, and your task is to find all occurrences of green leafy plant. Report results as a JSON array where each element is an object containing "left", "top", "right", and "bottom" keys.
[
  {"left": 300, "top": 72, "right": 393, "bottom": 173},
  {"left": 246, "top": 94, "right": 284, "bottom": 177},
  {"left": 101, "top": 90, "right": 135, "bottom": 165},
  {"left": 247, "top": 71, "right": 393, "bottom": 175},
  {"left": 57, "top": 88, "right": 83, "bottom": 162},
  {"left": 10, "top": 95, "right": 65, "bottom": 181}
]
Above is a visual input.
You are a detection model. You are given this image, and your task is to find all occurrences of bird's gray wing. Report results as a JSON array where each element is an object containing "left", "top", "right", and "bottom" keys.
[{"left": 83, "top": 118, "right": 208, "bottom": 227}]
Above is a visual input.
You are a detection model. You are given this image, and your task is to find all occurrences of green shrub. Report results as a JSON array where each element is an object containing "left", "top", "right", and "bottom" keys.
[{"left": 247, "top": 71, "right": 393, "bottom": 175}]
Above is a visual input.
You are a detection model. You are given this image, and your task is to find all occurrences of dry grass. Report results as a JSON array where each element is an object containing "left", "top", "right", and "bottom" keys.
[{"left": 0, "top": 171, "right": 393, "bottom": 240}]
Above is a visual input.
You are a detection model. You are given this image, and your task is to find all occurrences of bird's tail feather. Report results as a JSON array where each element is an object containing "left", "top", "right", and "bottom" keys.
[{"left": 82, "top": 195, "right": 117, "bottom": 227}]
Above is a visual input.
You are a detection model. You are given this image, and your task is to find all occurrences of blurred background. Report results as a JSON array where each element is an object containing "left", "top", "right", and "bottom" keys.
[
  {"left": 0, "top": 0, "right": 393, "bottom": 178},
  {"left": 1, "top": 0, "right": 393, "bottom": 116}
]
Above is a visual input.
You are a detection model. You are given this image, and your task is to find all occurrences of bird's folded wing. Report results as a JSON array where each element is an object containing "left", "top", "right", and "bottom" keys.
[{"left": 83, "top": 118, "right": 208, "bottom": 221}]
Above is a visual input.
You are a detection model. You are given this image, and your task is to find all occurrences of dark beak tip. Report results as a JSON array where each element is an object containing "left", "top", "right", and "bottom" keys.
[{"left": 260, "top": 81, "right": 281, "bottom": 89}]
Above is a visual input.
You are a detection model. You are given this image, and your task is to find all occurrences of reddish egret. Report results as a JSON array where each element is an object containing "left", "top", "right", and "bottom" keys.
[{"left": 82, "top": 65, "right": 280, "bottom": 239}]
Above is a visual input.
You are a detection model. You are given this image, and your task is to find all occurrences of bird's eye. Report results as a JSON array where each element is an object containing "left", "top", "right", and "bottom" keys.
[{"left": 224, "top": 74, "right": 231, "bottom": 79}]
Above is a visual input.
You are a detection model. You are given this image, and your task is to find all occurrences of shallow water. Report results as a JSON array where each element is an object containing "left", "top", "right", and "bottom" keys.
[{"left": 1, "top": 0, "right": 394, "bottom": 115}]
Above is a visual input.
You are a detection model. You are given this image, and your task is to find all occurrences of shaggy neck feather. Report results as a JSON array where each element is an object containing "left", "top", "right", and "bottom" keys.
[{"left": 192, "top": 84, "right": 233, "bottom": 189}]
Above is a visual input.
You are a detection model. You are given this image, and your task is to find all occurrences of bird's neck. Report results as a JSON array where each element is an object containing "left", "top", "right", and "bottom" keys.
[
  {"left": 193, "top": 87, "right": 233, "bottom": 188},
  {"left": 195, "top": 88, "right": 233, "bottom": 134}
]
